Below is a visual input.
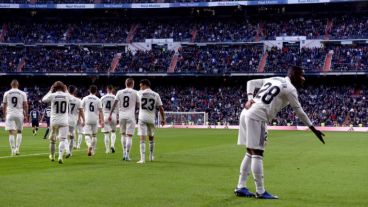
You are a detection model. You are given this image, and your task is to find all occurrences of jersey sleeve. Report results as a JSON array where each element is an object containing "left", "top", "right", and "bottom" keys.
[
  {"left": 286, "top": 89, "right": 313, "bottom": 127},
  {"left": 81, "top": 98, "right": 86, "bottom": 108},
  {"left": 23, "top": 92, "right": 27, "bottom": 102},
  {"left": 2, "top": 92, "right": 7, "bottom": 104},
  {"left": 156, "top": 93, "right": 163, "bottom": 107},
  {"left": 247, "top": 79, "right": 265, "bottom": 100},
  {"left": 42, "top": 91, "right": 53, "bottom": 103},
  {"left": 115, "top": 92, "right": 120, "bottom": 102},
  {"left": 78, "top": 99, "right": 82, "bottom": 109}
]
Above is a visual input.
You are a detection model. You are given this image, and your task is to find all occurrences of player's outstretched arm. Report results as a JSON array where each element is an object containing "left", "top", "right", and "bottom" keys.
[
  {"left": 287, "top": 90, "right": 325, "bottom": 144},
  {"left": 23, "top": 101, "right": 29, "bottom": 123},
  {"left": 3, "top": 102, "right": 7, "bottom": 118},
  {"left": 98, "top": 108, "right": 104, "bottom": 128},
  {"left": 78, "top": 108, "right": 85, "bottom": 127}
]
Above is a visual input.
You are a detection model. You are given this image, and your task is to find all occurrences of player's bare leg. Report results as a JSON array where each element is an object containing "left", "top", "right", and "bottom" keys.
[
  {"left": 125, "top": 133, "right": 133, "bottom": 161},
  {"left": 104, "top": 132, "right": 110, "bottom": 154},
  {"left": 137, "top": 135, "right": 146, "bottom": 164},
  {"left": 149, "top": 136, "right": 154, "bottom": 161},
  {"left": 110, "top": 130, "right": 116, "bottom": 153},
  {"left": 15, "top": 130, "right": 23, "bottom": 155},
  {"left": 8, "top": 130, "right": 16, "bottom": 156}
]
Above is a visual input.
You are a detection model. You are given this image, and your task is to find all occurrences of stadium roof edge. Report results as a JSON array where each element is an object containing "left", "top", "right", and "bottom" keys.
[{"left": 0, "top": 0, "right": 366, "bottom": 10}]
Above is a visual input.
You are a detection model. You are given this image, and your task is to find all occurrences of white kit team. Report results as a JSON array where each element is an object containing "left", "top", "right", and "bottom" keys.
[{"left": 1, "top": 78, "right": 165, "bottom": 164}]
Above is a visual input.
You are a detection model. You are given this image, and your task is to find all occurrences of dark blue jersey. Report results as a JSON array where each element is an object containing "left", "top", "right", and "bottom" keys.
[{"left": 30, "top": 110, "right": 40, "bottom": 121}]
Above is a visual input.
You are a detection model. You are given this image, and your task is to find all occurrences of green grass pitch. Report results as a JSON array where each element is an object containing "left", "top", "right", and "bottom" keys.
[{"left": 0, "top": 128, "right": 367, "bottom": 207}]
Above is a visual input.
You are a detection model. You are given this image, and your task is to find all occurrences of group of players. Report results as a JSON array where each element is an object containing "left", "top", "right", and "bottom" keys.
[
  {"left": 2, "top": 78, "right": 165, "bottom": 164},
  {"left": 3, "top": 66, "right": 327, "bottom": 200}
]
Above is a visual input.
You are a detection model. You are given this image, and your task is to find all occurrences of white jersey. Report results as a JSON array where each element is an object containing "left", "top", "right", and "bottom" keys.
[
  {"left": 2, "top": 88, "right": 27, "bottom": 117},
  {"left": 137, "top": 88, "right": 163, "bottom": 124},
  {"left": 68, "top": 96, "right": 82, "bottom": 126},
  {"left": 100, "top": 93, "right": 116, "bottom": 117},
  {"left": 246, "top": 76, "right": 312, "bottom": 126},
  {"left": 81, "top": 94, "right": 102, "bottom": 125},
  {"left": 42, "top": 91, "right": 70, "bottom": 126},
  {"left": 115, "top": 88, "right": 139, "bottom": 120}
]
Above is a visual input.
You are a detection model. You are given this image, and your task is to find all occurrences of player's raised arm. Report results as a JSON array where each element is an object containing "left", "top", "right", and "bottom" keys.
[
  {"left": 42, "top": 91, "right": 53, "bottom": 103},
  {"left": 287, "top": 89, "right": 325, "bottom": 144}
]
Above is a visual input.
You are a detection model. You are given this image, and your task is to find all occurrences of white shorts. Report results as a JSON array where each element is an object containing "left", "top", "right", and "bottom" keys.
[
  {"left": 5, "top": 115, "right": 24, "bottom": 131},
  {"left": 50, "top": 125, "right": 68, "bottom": 140},
  {"left": 137, "top": 120, "right": 155, "bottom": 137},
  {"left": 101, "top": 116, "right": 117, "bottom": 133},
  {"left": 84, "top": 124, "right": 98, "bottom": 135},
  {"left": 69, "top": 125, "right": 76, "bottom": 137},
  {"left": 237, "top": 110, "right": 267, "bottom": 150},
  {"left": 77, "top": 123, "right": 83, "bottom": 134},
  {"left": 120, "top": 118, "right": 136, "bottom": 135}
]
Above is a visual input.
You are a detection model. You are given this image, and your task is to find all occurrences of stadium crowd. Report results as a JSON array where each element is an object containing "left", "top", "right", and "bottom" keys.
[
  {"left": 1, "top": 15, "right": 367, "bottom": 44},
  {"left": 1, "top": 84, "right": 367, "bottom": 127},
  {"left": 2, "top": 44, "right": 368, "bottom": 73}
]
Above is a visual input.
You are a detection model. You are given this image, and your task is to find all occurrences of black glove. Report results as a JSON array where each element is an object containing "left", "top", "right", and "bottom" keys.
[{"left": 309, "top": 126, "right": 325, "bottom": 144}]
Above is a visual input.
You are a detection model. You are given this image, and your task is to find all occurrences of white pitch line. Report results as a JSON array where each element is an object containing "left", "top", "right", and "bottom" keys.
[{"left": 0, "top": 150, "right": 83, "bottom": 159}]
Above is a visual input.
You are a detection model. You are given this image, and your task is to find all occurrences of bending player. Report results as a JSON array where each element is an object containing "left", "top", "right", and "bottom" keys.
[
  {"left": 2, "top": 80, "right": 28, "bottom": 156},
  {"left": 68, "top": 85, "right": 84, "bottom": 156},
  {"left": 109, "top": 78, "right": 139, "bottom": 161},
  {"left": 42, "top": 81, "right": 71, "bottom": 164},
  {"left": 234, "top": 66, "right": 325, "bottom": 199},
  {"left": 100, "top": 85, "right": 117, "bottom": 154},
  {"left": 136, "top": 79, "right": 165, "bottom": 164},
  {"left": 81, "top": 85, "right": 104, "bottom": 156}
]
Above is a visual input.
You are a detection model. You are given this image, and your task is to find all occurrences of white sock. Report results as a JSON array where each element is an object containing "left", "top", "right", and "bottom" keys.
[
  {"left": 16, "top": 134, "right": 22, "bottom": 152},
  {"left": 251, "top": 155, "right": 265, "bottom": 194},
  {"left": 104, "top": 133, "right": 110, "bottom": 152},
  {"left": 58, "top": 139, "right": 66, "bottom": 159},
  {"left": 92, "top": 136, "right": 97, "bottom": 152},
  {"left": 121, "top": 135, "right": 127, "bottom": 156},
  {"left": 64, "top": 139, "right": 70, "bottom": 155},
  {"left": 9, "top": 134, "right": 15, "bottom": 152},
  {"left": 126, "top": 136, "right": 132, "bottom": 158},
  {"left": 149, "top": 140, "right": 154, "bottom": 158},
  {"left": 111, "top": 132, "right": 116, "bottom": 148},
  {"left": 140, "top": 141, "right": 145, "bottom": 161},
  {"left": 77, "top": 134, "right": 83, "bottom": 148},
  {"left": 237, "top": 153, "right": 252, "bottom": 189},
  {"left": 85, "top": 135, "right": 92, "bottom": 148}
]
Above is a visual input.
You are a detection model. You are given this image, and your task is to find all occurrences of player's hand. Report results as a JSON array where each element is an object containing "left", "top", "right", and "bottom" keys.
[
  {"left": 108, "top": 115, "right": 112, "bottom": 122},
  {"left": 161, "top": 120, "right": 165, "bottom": 126},
  {"left": 245, "top": 99, "right": 255, "bottom": 110},
  {"left": 100, "top": 122, "right": 105, "bottom": 128},
  {"left": 309, "top": 126, "right": 325, "bottom": 144}
]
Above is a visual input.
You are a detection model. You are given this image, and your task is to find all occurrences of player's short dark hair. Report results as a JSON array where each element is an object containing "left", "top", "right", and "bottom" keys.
[
  {"left": 125, "top": 78, "right": 134, "bottom": 87},
  {"left": 107, "top": 85, "right": 113, "bottom": 91},
  {"left": 288, "top": 65, "right": 304, "bottom": 77},
  {"left": 140, "top": 79, "right": 151, "bottom": 87},
  {"left": 68, "top": 85, "right": 77, "bottom": 94},
  {"left": 53, "top": 81, "right": 65, "bottom": 92},
  {"left": 89, "top": 85, "right": 98, "bottom": 94}
]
